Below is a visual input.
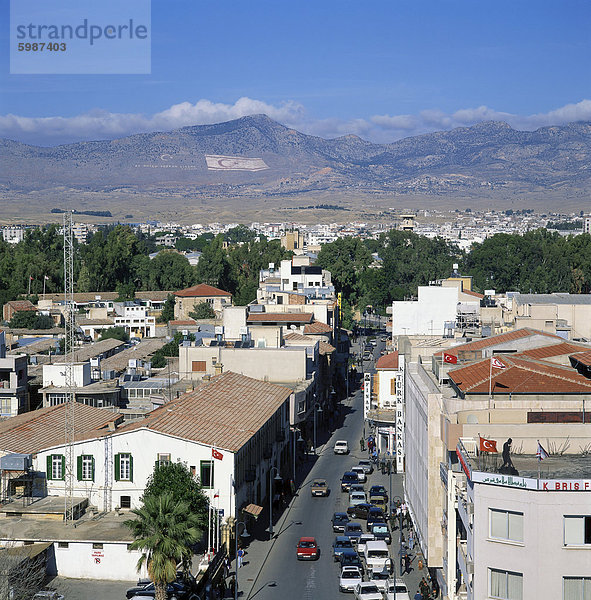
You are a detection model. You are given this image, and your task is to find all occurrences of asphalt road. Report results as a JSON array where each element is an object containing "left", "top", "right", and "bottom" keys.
[{"left": 245, "top": 334, "right": 392, "bottom": 600}]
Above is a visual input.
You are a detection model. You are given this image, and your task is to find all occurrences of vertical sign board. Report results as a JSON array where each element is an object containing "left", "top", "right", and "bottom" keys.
[
  {"left": 396, "top": 355, "right": 405, "bottom": 472},
  {"left": 363, "top": 372, "right": 371, "bottom": 420}
]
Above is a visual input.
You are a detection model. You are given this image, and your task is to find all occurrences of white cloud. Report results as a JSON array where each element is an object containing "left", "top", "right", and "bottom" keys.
[{"left": 0, "top": 97, "right": 589, "bottom": 146}]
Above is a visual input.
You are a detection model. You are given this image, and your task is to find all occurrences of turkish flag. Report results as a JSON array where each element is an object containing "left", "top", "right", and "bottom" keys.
[
  {"left": 491, "top": 357, "right": 506, "bottom": 369},
  {"left": 443, "top": 353, "right": 457, "bottom": 365},
  {"left": 479, "top": 437, "right": 498, "bottom": 453},
  {"left": 212, "top": 448, "right": 223, "bottom": 461}
]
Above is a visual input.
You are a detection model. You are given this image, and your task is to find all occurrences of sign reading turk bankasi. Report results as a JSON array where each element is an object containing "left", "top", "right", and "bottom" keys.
[{"left": 10, "top": 0, "right": 151, "bottom": 74}]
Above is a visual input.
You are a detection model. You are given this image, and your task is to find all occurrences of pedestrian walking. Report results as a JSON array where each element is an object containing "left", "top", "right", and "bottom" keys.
[
  {"left": 360, "top": 437, "right": 365, "bottom": 451},
  {"left": 414, "top": 592, "right": 423, "bottom": 600},
  {"left": 420, "top": 577, "right": 429, "bottom": 599},
  {"left": 404, "top": 552, "right": 412, "bottom": 574},
  {"left": 409, "top": 529, "right": 415, "bottom": 550},
  {"left": 237, "top": 548, "right": 245, "bottom": 568}
]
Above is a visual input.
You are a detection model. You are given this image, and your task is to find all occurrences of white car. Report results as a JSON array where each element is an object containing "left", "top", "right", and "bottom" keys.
[
  {"left": 349, "top": 490, "right": 367, "bottom": 506},
  {"left": 334, "top": 440, "right": 350, "bottom": 454},
  {"left": 368, "top": 568, "right": 390, "bottom": 592},
  {"left": 362, "top": 540, "right": 390, "bottom": 573},
  {"left": 384, "top": 579, "right": 411, "bottom": 600},
  {"left": 356, "top": 532, "right": 376, "bottom": 556},
  {"left": 351, "top": 466, "right": 367, "bottom": 483},
  {"left": 353, "top": 582, "right": 382, "bottom": 600},
  {"left": 339, "top": 566, "right": 363, "bottom": 593}
]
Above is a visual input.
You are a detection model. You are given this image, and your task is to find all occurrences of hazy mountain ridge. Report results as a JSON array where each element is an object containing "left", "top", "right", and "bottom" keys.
[{"left": 1, "top": 115, "right": 590, "bottom": 196}]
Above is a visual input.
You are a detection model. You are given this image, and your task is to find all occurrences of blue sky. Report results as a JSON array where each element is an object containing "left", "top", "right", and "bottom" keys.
[{"left": 1, "top": 0, "right": 590, "bottom": 145}]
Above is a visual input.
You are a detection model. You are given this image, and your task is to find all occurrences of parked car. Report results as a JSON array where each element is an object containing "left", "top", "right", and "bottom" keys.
[
  {"left": 310, "top": 478, "right": 329, "bottom": 497},
  {"left": 385, "top": 579, "right": 411, "bottom": 600},
  {"left": 362, "top": 540, "right": 391, "bottom": 573},
  {"left": 33, "top": 593, "right": 65, "bottom": 600},
  {"left": 358, "top": 459, "right": 374, "bottom": 475},
  {"left": 341, "top": 471, "right": 359, "bottom": 492},
  {"left": 338, "top": 548, "right": 364, "bottom": 573},
  {"left": 350, "top": 483, "right": 366, "bottom": 493},
  {"left": 344, "top": 521, "right": 364, "bottom": 544},
  {"left": 347, "top": 502, "right": 372, "bottom": 520},
  {"left": 332, "top": 511, "right": 350, "bottom": 533},
  {"left": 296, "top": 536, "right": 320, "bottom": 560},
  {"left": 332, "top": 535, "right": 354, "bottom": 561},
  {"left": 366, "top": 507, "right": 385, "bottom": 528},
  {"left": 370, "top": 521, "right": 391, "bottom": 544},
  {"left": 339, "top": 566, "right": 363, "bottom": 593},
  {"left": 368, "top": 485, "right": 388, "bottom": 498},
  {"left": 126, "top": 581, "right": 195, "bottom": 600},
  {"left": 351, "top": 466, "right": 367, "bottom": 483},
  {"left": 354, "top": 582, "right": 383, "bottom": 600},
  {"left": 368, "top": 494, "right": 388, "bottom": 516},
  {"left": 334, "top": 440, "right": 350, "bottom": 454}
]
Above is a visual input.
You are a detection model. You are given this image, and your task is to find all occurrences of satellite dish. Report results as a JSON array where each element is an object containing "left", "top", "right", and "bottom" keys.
[{"left": 290, "top": 325, "right": 297, "bottom": 330}]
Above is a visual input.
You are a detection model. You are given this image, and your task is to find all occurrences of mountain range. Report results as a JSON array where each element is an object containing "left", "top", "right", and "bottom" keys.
[{"left": 1, "top": 115, "right": 590, "bottom": 213}]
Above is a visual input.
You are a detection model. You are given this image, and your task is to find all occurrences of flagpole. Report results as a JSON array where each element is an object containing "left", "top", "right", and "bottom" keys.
[
  {"left": 488, "top": 356, "right": 493, "bottom": 420},
  {"left": 28, "top": 275, "right": 31, "bottom": 297},
  {"left": 43, "top": 276, "right": 46, "bottom": 299}
]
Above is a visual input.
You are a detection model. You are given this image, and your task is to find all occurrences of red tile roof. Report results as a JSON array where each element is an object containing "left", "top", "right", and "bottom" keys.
[
  {"left": 170, "top": 319, "right": 198, "bottom": 326},
  {"left": 462, "top": 289, "right": 485, "bottom": 299},
  {"left": 318, "top": 341, "right": 336, "bottom": 355},
  {"left": 570, "top": 350, "right": 591, "bottom": 368},
  {"left": 303, "top": 321, "right": 332, "bottom": 334},
  {"left": 434, "top": 328, "right": 563, "bottom": 359},
  {"left": 448, "top": 355, "right": 591, "bottom": 395},
  {"left": 247, "top": 312, "right": 314, "bottom": 324},
  {"left": 117, "top": 371, "right": 292, "bottom": 452},
  {"left": 519, "top": 342, "right": 591, "bottom": 360},
  {"left": 6, "top": 300, "right": 36, "bottom": 311},
  {"left": 174, "top": 283, "right": 231, "bottom": 298},
  {"left": 376, "top": 352, "right": 399, "bottom": 370},
  {"left": 0, "top": 404, "right": 121, "bottom": 454},
  {"left": 284, "top": 332, "right": 309, "bottom": 342}
]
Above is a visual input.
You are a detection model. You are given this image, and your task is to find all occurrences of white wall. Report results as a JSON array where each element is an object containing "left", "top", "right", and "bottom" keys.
[
  {"left": 43, "top": 363, "right": 91, "bottom": 388},
  {"left": 36, "top": 428, "right": 237, "bottom": 520},
  {"left": 473, "top": 483, "right": 591, "bottom": 599},
  {"left": 392, "top": 286, "right": 458, "bottom": 336}
]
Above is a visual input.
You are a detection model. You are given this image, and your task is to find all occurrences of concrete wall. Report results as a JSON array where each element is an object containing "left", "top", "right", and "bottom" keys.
[
  {"left": 222, "top": 306, "right": 247, "bottom": 340},
  {"left": 392, "top": 287, "right": 458, "bottom": 336},
  {"left": 43, "top": 363, "right": 90, "bottom": 388},
  {"left": 473, "top": 483, "right": 591, "bottom": 600}
]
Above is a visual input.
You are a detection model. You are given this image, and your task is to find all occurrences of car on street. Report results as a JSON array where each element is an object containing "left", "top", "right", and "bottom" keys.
[
  {"left": 339, "top": 566, "right": 363, "bottom": 593},
  {"left": 385, "top": 579, "right": 411, "bottom": 600},
  {"left": 296, "top": 537, "right": 320, "bottom": 560},
  {"left": 362, "top": 540, "right": 391, "bottom": 573},
  {"left": 366, "top": 506, "right": 385, "bottom": 528},
  {"left": 362, "top": 352, "right": 372, "bottom": 361},
  {"left": 349, "top": 490, "right": 367, "bottom": 507},
  {"left": 353, "top": 582, "right": 383, "bottom": 600},
  {"left": 334, "top": 440, "right": 350, "bottom": 454},
  {"left": 341, "top": 471, "right": 359, "bottom": 492},
  {"left": 332, "top": 535, "right": 354, "bottom": 561},
  {"left": 368, "top": 485, "right": 388, "bottom": 498},
  {"left": 310, "top": 478, "right": 329, "bottom": 497},
  {"left": 358, "top": 459, "right": 374, "bottom": 475},
  {"left": 350, "top": 483, "right": 365, "bottom": 493},
  {"left": 344, "top": 521, "right": 364, "bottom": 544},
  {"left": 33, "top": 593, "right": 65, "bottom": 600},
  {"left": 351, "top": 466, "right": 367, "bottom": 483},
  {"left": 370, "top": 522, "right": 392, "bottom": 544},
  {"left": 356, "top": 532, "right": 376, "bottom": 556},
  {"left": 369, "top": 567, "right": 390, "bottom": 592},
  {"left": 332, "top": 511, "right": 350, "bottom": 533},
  {"left": 368, "top": 494, "right": 388, "bottom": 516},
  {"left": 338, "top": 548, "right": 364, "bottom": 573},
  {"left": 125, "top": 580, "right": 196, "bottom": 600},
  {"left": 347, "top": 502, "right": 372, "bottom": 520}
]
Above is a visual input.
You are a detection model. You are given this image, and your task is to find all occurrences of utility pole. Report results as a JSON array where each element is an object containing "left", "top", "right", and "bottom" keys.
[{"left": 63, "top": 211, "right": 76, "bottom": 522}]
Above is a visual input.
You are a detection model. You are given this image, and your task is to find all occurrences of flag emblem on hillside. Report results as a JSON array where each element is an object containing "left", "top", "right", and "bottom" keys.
[{"left": 206, "top": 155, "right": 269, "bottom": 171}]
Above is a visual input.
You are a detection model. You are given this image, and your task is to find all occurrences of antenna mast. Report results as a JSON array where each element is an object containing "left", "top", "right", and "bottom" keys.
[{"left": 63, "top": 211, "right": 75, "bottom": 522}]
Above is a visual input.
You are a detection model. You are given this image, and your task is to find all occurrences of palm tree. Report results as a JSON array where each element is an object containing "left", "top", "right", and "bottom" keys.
[{"left": 125, "top": 492, "right": 202, "bottom": 600}]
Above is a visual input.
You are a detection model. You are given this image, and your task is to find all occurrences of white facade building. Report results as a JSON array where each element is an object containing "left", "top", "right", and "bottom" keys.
[{"left": 113, "top": 303, "right": 156, "bottom": 338}]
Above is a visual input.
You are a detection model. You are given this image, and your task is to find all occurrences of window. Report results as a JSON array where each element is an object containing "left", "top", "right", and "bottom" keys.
[
  {"left": 564, "top": 577, "right": 591, "bottom": 600},
  {"left": 46, "top": 454, "right": 65, "bottom": 480},
  {"left": 156, "top": 453, "right": 171, "bottom": 467},
  {"left": 77, "top": 455, "right": 95, "bottom": 481},
  {"left": 200, "top": 460, "right": 214, "bottom": 489},
  {"left": 490, "top": 569, "right": 523, "bottom": 600},
  {"left": 490, "top": 509, "right": 524, "bottom": 543},
  {"left": 114, "top": 453, "right": 133, "bottom": 482},
  {"left": 120, "top": 495, "right": 131, "bottom": 509},
  {"left": 564, "top": 516, "right": 591, "bottom": 546},
  {"left": 192, "top": 361, "right": 206, "bottom": 372}
]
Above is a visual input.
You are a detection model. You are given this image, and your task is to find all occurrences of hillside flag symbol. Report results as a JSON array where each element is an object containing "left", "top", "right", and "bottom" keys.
[
  {"left": 479, "top": 437, "right": 498, "bottom": 453},
  {"left": 443, "top": 353, "right": 457, "bottom": 364}
]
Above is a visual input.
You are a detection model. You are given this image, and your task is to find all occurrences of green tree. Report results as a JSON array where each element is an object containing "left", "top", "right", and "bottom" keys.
[
  {"left": 9, "top": 311, "right": 54, "bottom": 330},
  {"left": 125, "top": 493, "right": 202, "bottom": 600},
  {"left": 151, "top": 332, "right": 195, "bottom": 368},
  {"left": 158, "top": 294, "right": 176, "bottom": 323},
  {"left": 99, "top": 326, "right": 130, "bottom": 342},
  {"left": 195, "top": 235, "right": 230, "bottom": 289},
  {"left": 143, "top": 462, "right": 208, "bottom": 529},
  {"left": 148, "top": 251, "right": 195, "bottom": 291},
  {"left": 188, "top": 302, "right": 216, "bottom": 320},
  {"left": 224, "top": 224, "right": 258, "bottom": 244}
]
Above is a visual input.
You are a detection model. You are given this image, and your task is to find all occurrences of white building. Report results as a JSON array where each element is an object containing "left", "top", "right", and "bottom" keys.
[
  {"left": 444, "top": 440, "right": 591, "bottom": 600},
  {"left": 113, "top": 302, "right": 156, "bottom": 338},
  {"left": 0, "top": 331, "right": 29, "bottom": 417}
]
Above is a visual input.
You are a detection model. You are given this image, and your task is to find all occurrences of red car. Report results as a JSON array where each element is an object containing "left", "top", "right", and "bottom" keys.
[{"left": 296, "top": 536, "right": 320, "bottom": 560}]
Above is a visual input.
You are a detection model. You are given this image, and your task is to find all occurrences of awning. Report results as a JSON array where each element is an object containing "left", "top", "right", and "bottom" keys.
[{"left": 242, "top": 503, "right": 264, "bottom": 519}]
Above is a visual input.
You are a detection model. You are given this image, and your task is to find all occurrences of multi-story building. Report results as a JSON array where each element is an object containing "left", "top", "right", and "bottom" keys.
[
  {"left": 0, "top": 331, "right": 28, "bottom": 417},
  {"left": 113, "top": 302, "right": 156, "bottom": 338},
  {"left": 174, "top": 283, "right": 232, "bottom": 319}
]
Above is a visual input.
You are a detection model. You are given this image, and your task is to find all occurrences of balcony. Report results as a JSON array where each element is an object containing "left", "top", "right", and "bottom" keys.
[
  {"left": 457, "top": 495, "right": 473, "bottom": 533},
  {"left": 457, "top": 539, "right": 473, "bottom": 581}
]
